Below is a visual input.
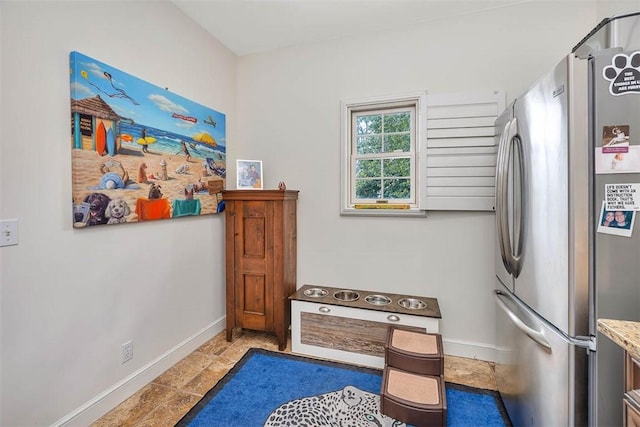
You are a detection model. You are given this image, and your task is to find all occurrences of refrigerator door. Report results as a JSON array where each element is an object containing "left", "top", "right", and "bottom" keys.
[
  {"left": 495, "top": 282, "right": 588, "bottom": 427},
  {"left": 590, "top": 49, "right": 640, "bottom": 427},
  {"left": 510, "top": 55, "right": 576, "bottom": 335}
]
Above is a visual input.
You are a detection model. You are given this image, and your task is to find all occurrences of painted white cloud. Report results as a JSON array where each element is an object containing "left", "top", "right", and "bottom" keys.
[
  {"left": 148, "top": 94, "right": 189, "bottom": 114},
  {"left": 71, "top": 81, "right": 94, "bottom": 97}
]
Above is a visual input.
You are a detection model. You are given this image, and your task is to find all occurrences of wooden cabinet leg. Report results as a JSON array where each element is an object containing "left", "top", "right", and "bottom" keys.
[
  {"left": 277, "top": 332, "right": 287, "bottom": 351},
  {"left": 226, "top": 328, "right": 233, "bottom": 343}
]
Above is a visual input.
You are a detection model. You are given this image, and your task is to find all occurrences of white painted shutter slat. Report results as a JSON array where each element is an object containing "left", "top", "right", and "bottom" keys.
[
  {"left": 427, "top": 176, "right": 496, "bottom": 187},
  {"left": 427, "top": 136, "right": 495, "bottom": 148},
  {"left": 427, "top": 154, "right": 496, "bottom": 168},
  {"left": 427, "top": 127, "right": 495, "bottom": 139},
  {"left": 427, "top": 146, "right": 497, "bottom": 155},
  {"left": 428, "top": 116, "right": 496, "bottom": 129},
  {"left": 427, "top": 186, "right": 495, "bottom": 197},
  {"left": 426, "top": 166, "right": 496, "bottom": 177}
]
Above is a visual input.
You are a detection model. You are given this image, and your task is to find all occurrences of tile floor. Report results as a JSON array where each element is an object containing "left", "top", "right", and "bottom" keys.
[{"left": 92, "top": 330, "right": 497, "bottom": 426}]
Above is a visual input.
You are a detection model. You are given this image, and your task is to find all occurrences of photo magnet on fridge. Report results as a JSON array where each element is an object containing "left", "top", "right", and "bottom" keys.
[
  {"left": 595, "top": 124, "right": 640, "bottom": 174},
  {"left": 597, "top": 201, "right": 636, "bottom": 237}
]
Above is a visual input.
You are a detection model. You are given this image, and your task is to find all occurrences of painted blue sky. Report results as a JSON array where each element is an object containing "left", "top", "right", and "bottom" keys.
[{"left": 70, "top": 51, "right": 226, "bottom": 147}]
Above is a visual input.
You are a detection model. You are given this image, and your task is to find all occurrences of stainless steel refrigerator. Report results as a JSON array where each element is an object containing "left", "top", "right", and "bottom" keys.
[{"left": 494, "top": 12, "right": 640, "bottom": 427}]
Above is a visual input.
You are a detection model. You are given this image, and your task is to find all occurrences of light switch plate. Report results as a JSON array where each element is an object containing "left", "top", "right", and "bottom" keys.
[{"left": 0, "top": 219, "right": 19, "bottom": 246}]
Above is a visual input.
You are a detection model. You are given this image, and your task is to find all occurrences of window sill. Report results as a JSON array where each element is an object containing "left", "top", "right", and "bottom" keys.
[{"left": 340, "top": 207, "right": 427, "bottom": 217}]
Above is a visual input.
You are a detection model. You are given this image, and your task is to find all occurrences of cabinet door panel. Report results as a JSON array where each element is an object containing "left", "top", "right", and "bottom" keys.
[
  {"left": 242, "top": 216, "right": 265, "bottom": 258},
  {"left": 240, "top": 273, "right": 267, "bottom": 330},
  {"left": 625, "top": 398, "right": 640, "bottom": 427},
  {"left": 234, "top": 200, "right": 273, "bottom": 332}
]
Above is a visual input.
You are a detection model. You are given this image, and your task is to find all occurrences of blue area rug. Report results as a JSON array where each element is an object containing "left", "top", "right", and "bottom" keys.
[{"left": 176, "top": 348, "right": 511, "bottom": 427}]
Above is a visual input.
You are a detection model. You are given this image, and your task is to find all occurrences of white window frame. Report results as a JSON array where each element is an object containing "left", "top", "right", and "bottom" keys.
[{"left": 340, "top": 92, "right": 427, "bottom": 216}]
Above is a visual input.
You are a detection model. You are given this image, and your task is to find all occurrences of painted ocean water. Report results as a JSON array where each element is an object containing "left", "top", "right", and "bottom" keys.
[{"left": 118, "top": 122, "right": 226, "bottom": 162}]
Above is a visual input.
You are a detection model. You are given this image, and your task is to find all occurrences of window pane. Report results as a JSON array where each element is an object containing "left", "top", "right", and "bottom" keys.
[
  {"left": 356, "top": 179, "right": 381, "bottom": 199},
  {"left": 383, "top": 157, "right": 410, "bottom": 177},
  {"left": 356, "top": 135, "right": 382, "bottom": 154},
  {"left": 383, "top": 178, "right": 411, "bottom": 199},
  {"left": 355, "top": 159, "right": 381, "bottom": 178},
  {"left": 384, "top": 112, "right": 410, "bottom": 133},
  {"left": 356, "top": 114, "right": 382, "bottom": 135},
  {"left": 384, "top": 134, "right": 410, "bottom": 152},
  {"left": 345, "top": 98, "right": 420, "bottom": 210}
]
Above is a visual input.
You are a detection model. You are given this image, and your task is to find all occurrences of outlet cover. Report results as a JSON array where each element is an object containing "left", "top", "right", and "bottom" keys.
[
  {"left": 0, "top": 220, "right": 18, "bottom": 247},
  {"left": 122, "top": 340, "right": 133, "bottom": 364}
]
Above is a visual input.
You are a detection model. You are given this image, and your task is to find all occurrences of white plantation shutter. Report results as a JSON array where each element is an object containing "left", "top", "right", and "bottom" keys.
[{"left": 424, "top": 90, "right": 505, "bottom": 211}]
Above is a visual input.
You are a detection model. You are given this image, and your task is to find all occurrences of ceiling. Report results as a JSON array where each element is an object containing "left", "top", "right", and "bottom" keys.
[{"left": 171, "top": 0, "right": 532, "bottom": 56}]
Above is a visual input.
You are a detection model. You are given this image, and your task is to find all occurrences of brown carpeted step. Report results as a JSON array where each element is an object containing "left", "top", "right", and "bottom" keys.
[
  {"left": 385, "top": 326, "right": 444, "bottom": 376},
  {"left": 381, "top": 366, "right": 447, "bottom": 426}
]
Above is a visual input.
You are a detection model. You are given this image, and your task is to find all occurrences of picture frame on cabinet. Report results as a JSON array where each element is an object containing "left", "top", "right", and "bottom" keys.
[{"left": 237, "top": 160, "right": 263, "bottom": 189}]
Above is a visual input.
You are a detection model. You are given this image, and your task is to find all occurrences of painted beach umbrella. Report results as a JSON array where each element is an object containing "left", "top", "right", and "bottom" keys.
[{"left": 193, "top": 132, "right": 217, "bottom": 146}]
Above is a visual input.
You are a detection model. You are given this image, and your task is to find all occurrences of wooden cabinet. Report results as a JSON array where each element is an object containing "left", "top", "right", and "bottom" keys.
[
  {"left": 597, "top": 319, "right": 640, "bottom": 427},
  {"left": 223, "top": 190, "right": 298, "bottom": 351},
  {"left": 625, "top": 353, "right": 640, "bottom": 427}
]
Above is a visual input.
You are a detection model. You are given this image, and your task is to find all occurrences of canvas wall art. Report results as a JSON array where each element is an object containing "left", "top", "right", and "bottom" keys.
[{"left": 70, "top": 51, "right": 227, "bottom": 228}]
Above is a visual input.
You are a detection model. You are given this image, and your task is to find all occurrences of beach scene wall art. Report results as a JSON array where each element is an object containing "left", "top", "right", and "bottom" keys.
[{"left": 70, "top": 51, "right": 227, "bottom": 228}]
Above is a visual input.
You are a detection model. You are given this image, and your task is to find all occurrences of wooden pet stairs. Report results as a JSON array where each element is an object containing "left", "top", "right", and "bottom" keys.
[{"left": 380, "top": 326, "right": 447, "bottom": 426}]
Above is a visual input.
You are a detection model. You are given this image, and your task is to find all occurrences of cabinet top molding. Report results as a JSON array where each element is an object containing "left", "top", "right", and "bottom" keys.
[{"left": 222, "top": 189, "right": 299, "bottom": 201}]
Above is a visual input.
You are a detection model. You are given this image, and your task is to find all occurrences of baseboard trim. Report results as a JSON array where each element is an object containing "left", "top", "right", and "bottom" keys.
[
  {"left": 442, "top": 338, "right": 496, "bottom": 362},
  {"left": 53, "top": 317, "right": 226, "bottom": 427},
  {"left": 53, "top": 323, "right": 492, "bottom": 425}
]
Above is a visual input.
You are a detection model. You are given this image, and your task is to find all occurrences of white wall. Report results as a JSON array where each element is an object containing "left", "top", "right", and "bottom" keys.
[
  {"left": 1, "top": 1, "right": 638, "bottom": 426},
  {"left": 235, "top": 2, "right": 599, "bottom": 359},
  {"left": 597, "top": 0, "right": 640, "bottom": 18},
  {"left": 0, "top": 1, "right": 235, "bottom": 425}
]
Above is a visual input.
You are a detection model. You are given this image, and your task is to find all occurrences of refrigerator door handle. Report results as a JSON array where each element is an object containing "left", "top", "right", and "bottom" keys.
[
  {"left": 496, "top": 120, "right": 513, "bottom": 274},
  {"left": 501, "top": 119, "right": 518, "bottom": 275},
  {"left": 511, "top": 119, "right": 525, "bottom": 278},
  {"left": 495, "top": 290, "right": 552, "bottom": 350}
]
